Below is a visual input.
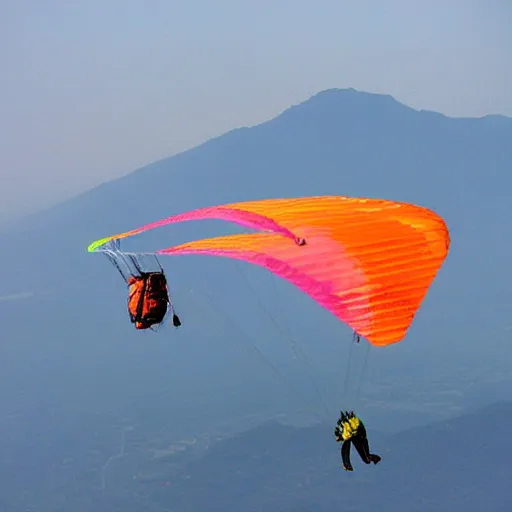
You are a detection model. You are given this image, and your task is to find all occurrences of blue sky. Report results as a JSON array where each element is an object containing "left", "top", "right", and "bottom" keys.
[{"left": 2, "top": 0, "right": 510, "bottom": 221}]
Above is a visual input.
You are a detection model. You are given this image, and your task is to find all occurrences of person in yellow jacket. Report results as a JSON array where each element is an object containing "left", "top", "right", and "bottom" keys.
[{"left": 334, "top": 410, "right": 381, "bottom": 471}]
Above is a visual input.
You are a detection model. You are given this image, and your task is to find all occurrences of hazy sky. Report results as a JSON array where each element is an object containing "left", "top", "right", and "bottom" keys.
[{"left": 2, "top": 0, "right": 510, "bottom": 221}]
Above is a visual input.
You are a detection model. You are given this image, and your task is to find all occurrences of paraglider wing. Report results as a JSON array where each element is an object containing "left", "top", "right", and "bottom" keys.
[{"left": 156, "top": 200, "right": 449, "bottom": 346}]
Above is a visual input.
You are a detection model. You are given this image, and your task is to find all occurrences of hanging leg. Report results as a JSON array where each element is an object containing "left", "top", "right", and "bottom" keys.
[
  {"left": 352, "top": 435, "right": 371, "bottom": 464},
  {"left": 352, "top": 434, "right": 381, "bottom": 465},
  {"left": 341, "top": 440, "right": 353, "bottom": 471}
]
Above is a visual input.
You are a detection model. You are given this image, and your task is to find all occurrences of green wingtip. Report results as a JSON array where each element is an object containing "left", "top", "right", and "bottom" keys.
[{"left": 87, "top": 236, "right": 111, "bottom": 252}]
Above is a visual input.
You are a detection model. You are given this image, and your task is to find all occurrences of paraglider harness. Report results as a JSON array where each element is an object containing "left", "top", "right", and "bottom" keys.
[
  {"left": 103, "top": 240, "right": 181, "bottom": 330},
  {"left": 127, "top": 272, "right": 180, "bottom": 330}
]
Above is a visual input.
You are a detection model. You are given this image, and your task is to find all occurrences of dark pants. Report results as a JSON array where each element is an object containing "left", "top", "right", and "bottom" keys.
[{"left": 341, "top": 427, "right": 380, "bottom": 471}]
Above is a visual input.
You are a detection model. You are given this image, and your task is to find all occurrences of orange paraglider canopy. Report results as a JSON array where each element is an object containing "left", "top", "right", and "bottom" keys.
[{"left": 155, "top": 197, "right": 450, "bottom": 346}]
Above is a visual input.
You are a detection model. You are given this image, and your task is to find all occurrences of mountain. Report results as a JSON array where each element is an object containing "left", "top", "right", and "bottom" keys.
[
  {"left": 3, "top": 402, "right": 511, "bottom": 511},
  {"left": 1, "top": 89, "right": 511, "bottom": 502}
]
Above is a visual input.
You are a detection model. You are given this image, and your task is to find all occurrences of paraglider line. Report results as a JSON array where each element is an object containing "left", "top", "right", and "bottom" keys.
[
  {"left": 234, "top": 261, "right": 330, "bottom": 418},
  {"left": 355, "top": 342, "right": 371, "bottom": 402},
  {"left": 189, "top": 273, "right": 317, "bottom": 414}
]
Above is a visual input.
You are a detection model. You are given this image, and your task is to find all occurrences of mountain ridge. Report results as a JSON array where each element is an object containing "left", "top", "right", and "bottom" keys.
[{"left": 6, "top": 87, "right": 511, "bottom": 236}]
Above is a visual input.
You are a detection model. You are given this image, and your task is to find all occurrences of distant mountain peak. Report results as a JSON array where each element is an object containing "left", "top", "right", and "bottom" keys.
[
  {"left": 308, "top": 87, "right": 397, "bottom": 102},
  {"left": 306, "top": 87, "right": 403, "bottom": 107},
  {"left": 274, "top": 87, "right": 415, "bottom": 126}
]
